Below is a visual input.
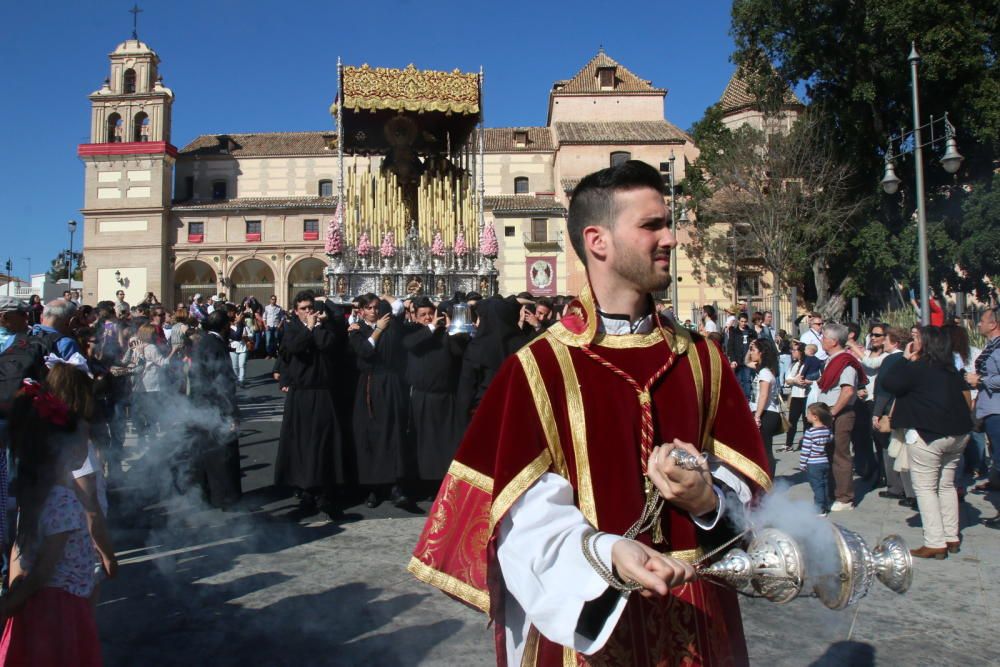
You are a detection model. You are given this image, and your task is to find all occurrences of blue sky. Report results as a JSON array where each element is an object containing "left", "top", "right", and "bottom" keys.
[{"left": 0, "top": 0, "right": 739, "bottom": 280}]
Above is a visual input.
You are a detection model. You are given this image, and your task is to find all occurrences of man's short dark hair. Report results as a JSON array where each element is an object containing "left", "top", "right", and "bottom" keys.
[
  {"left": 703, "top": 304, "right": 716, "bottom": 319},
  {"left": 567, "top": 160, "right": 665, "bottom": 266},
  {"left": 294, "top": 290, "right": 315, "bottom": 307},
  {"left": 414, "top": 297, "right": 435, "bottom": 313},
  {"left": 535, "top": 297, "right": 553, "bottom": 310}
]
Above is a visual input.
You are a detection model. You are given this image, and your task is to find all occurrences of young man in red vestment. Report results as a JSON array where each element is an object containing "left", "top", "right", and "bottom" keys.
[{"left": 409, "top": 160, "right": 771, "bottom": 666}]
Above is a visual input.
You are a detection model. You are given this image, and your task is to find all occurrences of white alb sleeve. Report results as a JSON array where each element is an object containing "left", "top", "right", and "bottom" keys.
[{"left": 497, "top": 472, "right": 629, "bottom": 658}]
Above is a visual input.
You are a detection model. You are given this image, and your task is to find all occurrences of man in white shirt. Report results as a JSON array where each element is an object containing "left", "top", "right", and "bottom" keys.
[
  {"left": 800, "top": 313, "right": 828, "bottom": 361},
  {"left": 817, "top": 323, "right": 865, "bottom": 511},
  {"left": 410, "top": 161, "right": 769, "bottom": 666},
  {"left": 263, "top": 294, "right": 286, "bottom": 358}
]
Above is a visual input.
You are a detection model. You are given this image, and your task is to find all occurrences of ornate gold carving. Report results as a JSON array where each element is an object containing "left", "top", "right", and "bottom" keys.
[{"left": 342, "top": 64, "right": 480, "bottom": 115}]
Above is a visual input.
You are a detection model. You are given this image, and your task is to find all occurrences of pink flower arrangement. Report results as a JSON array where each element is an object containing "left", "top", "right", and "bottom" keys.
[
  {"left": 430, "top": 230, "right": 445, "bottom": 257},
  {"left": 324, "top": 203, "right": 343, "bottom": 254},
  {"left": 356, "top": 231, "right": 372, "bottom": 257},
  {"left": 479, "top": 223, "right": 498, "bottom": 258},
  {"left": 453, "top": 229, "right": 468, "bottom": 257},
  {"left": 380, "top": 231, "right": 397, "bottom": 258}
]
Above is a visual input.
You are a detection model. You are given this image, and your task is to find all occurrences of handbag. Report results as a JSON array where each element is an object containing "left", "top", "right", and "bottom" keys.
[
  {"left": 876, "top": 401, "right": 895, "bottom": 434},
  {"left": 777, "top": 396, "right": 791, "bottom": 434}
]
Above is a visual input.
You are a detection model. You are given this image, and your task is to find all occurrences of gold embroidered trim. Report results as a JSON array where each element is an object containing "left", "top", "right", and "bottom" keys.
[
  {"left": 590, "top": 330, "right": 664, "bottom": 349},
  {"left": 517, "top": 344, "right": 569, "bottom": 478},
  {"left": 542, "top": 284, "right": 600, "bottom": 348},
  {"left": 709, "top": 438, "right": 773, "bottom": 491},
  {"left": 702, "top": 341, "right": 723, "bottom": 449},
  {"left": 446, "top": 460, "right": 494, "bottom": 494},
  {"left": 563, "top": 646, "right": 577, "bottom": 667},
  {"left": 407, "top": 556, "right": 490, "bottom": 614},
  {"left": 687, "top": 340, "right": 705, "bottom": 444},
  {"left": 490, "top": 449, "right": 554, "bottom": 531},
  {"left": 551, "top": 341, "right": 597, "bottom": 527},
  {"left": 520, "top": 627, "right": 540, "bottom": 667}
]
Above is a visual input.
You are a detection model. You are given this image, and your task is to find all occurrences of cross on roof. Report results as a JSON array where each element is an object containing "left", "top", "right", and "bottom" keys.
[{"left": 130, "top": 4, "right": 143, "bottom": 40}]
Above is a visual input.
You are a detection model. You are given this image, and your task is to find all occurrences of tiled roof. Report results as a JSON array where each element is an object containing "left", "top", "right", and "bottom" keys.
[
  {"left": 178, "top": 132, "right": 336, "bottom": 158},
  {"left": 554, "top": 120, "right": 690, "bottom": 145},
  {"left": 552, "top": 50, "right": 664, "bottom": 95},
  {"left": 472, "top": 127, "right": 554, "bottom": 152},
  {"left": 172, "top": 196, "right": 338, "bottom": 212},
  {"left": 719, "top": 68, "right": 804, "bottom": 114},
  {"left": 561, "top": 178, "right": 580, "bottom": 193},
  {"left": 485, "top": 195, "right": 566, "bottom": 217}
]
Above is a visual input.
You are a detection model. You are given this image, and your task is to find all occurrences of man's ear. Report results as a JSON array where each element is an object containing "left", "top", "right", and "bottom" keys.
[{"left": 582, "top": 225, "right": 609, "bottom": 263}]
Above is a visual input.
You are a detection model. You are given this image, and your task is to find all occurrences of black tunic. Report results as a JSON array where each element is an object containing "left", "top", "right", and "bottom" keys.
[
  {"left": 274, "top": 315, "right": 347, "bottom": 490},
  {"left": 403, "top": 324, "right": 468, "bottom": 480},
  {"left": 349, "top": 311, "right": 410, "bottom": 486},
  {"left": 187, "top": 331, "right": 242, "bottom": 507}
]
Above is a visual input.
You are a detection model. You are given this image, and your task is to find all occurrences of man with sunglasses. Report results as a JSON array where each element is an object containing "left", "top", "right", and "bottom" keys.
[
  {"left": 800, "top": 314, "right": 828, "bottom": 361},
  {"left": 853, "top": 323, "right": 889, "bottom": 487}
]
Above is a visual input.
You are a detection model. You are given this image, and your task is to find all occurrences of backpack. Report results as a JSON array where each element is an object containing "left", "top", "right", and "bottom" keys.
[{"left": 0, "top": 333, "right": 48, "bottom": 418}]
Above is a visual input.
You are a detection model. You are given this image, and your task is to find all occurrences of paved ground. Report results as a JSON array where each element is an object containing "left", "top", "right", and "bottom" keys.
[{"left": 98, "top": 359, "right": 999, "bottom": 666}]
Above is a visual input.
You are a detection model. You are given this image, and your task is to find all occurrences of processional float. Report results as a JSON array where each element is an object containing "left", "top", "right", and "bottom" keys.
[{"left": 325, "top": 60, "right": 499, "bottom": 301}]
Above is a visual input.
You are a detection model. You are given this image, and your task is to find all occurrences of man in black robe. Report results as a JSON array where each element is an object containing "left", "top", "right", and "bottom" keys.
[
  {"left": 187, "top": 310, "right": 242, "bottom": 508},
  {"left": 349, "top": 294, "right": 411, "bottom": 508},
  {"left": 402, "top": 298, "right": 468, "bottom": 488},
  {"left": 274, "top": 291, "right": 347, "bottom": 513}
]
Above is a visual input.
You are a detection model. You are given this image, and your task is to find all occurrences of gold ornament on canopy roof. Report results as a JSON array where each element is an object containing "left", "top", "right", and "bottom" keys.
[{"left": 340, "top": 64, "right": 480, "bottom": 116}]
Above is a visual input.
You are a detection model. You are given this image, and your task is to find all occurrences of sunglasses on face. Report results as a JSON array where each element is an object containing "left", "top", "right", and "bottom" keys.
[{"left": 870, "top": 332, "right": 884, "bottom": 338}]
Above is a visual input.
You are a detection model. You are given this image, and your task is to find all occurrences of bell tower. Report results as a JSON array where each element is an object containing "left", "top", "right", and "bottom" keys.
[{"left": 78, "top": 17, "right": 177, "bottom": 305}]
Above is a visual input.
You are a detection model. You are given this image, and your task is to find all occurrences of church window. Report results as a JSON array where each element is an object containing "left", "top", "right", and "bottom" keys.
[
  {"left": 505, "top": 226, "right": 515, "bottom": 237},
  {"left": 188, "top": 222, "right": 204, "bottom": 243},
  {"left": 531, "top": 218, "right": 547, "bottom": 243},
  {"left": 610, "top": 151, "right": 631, "bottom": 167},
  {"left": 212, "top": 181, "right": 227, "bottom": 200},
  {"left": 318, "top": 179, "right": 333, "bottom": 197},
  {"left": 246, "top": 220, "right": 262, "bottom": 242},
  {"left": 514, "top": 177, "right": 529, "bottom": 194},
  {"left": 133, "top": 112, "right": 150, "bottom": 142},
  {"left": 123, "top": 69, "right": 136, "bottom": 94},
  {"left": 514, "top": 131, "right": 528, "bottom": 148},
  {"left": 106, "top": 113, "right": 123, "bottom": 143},
  {"left": 303, "top": 219, "right": 319, "bottom": 241}
]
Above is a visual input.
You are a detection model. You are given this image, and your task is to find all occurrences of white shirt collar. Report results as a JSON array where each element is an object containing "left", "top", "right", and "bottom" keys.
[{"left": 596, "top": 310, "right": 657, "bottom": 335}]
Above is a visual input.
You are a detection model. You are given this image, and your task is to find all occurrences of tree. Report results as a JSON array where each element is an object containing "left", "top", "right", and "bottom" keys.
[
  {"left": 956, "top": 174, "right": 1000, "bottom": 301},
  {"left": 46, "top": 251, "right": 83, "bottom": 283},
  {"left": 683, "top": 108, "right": 865, "bottom": 307},
  {"left": 730, "top": 0, "right": 999, "bottom": 306}
]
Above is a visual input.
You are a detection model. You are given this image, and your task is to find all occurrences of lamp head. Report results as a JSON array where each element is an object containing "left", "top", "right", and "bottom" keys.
[
  {"left": 67, "top": 220, "right": 77, "bottom": 233},
  {"left": 940, "top": 137, "right": 963, "bottom": 174},
  {"left": 881, "top": 161, "right": 902, "bottom": 195}
]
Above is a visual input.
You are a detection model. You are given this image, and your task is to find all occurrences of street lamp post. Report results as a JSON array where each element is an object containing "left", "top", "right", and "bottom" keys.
[
  {"left": 668, "top": 151, "right": 679, "bottom": 312},
  {"left": 67, "top": 219, "right": 78, "bottom": 295},
  {"left": 880, "top": 43, "right": 963, "bottom": 325}
]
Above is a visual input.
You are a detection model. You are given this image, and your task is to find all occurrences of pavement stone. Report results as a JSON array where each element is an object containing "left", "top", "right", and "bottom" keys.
[{"left": 97, "top": 359, "right": 999, "bottom": 666}]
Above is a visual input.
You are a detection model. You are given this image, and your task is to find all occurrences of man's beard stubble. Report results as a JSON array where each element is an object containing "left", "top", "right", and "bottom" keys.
[{"left": 612, "top": 238, "right": 672, "bottom": 293}]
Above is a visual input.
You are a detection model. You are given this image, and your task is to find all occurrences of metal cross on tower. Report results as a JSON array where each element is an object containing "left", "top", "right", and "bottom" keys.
[{"left": 130, "top": 4, "right": 143, "bottom": 40}]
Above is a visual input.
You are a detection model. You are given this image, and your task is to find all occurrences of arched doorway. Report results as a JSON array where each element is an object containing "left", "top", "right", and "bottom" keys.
[
  {"left": 229, "top": 258, "right": 275, "bottom": 305},
  {"left": 287, "top": 257, "right": 327, "bottom": 306},
  {"left": 173, "top": 260, "right": 217, "bottom": 309}
]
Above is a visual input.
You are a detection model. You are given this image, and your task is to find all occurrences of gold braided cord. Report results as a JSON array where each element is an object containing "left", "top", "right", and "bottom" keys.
[
  {"left": 406, "top": 556, "right": 490, "bottom": 613},
  {"left": 342, "top": 64, "right": 480, "bottom": 115},
  {"left": 687, "top": 340, "right": 705, "bottom": 444},
  {"left": 702, "top": 341, "right": 723, "bottom": 449}
]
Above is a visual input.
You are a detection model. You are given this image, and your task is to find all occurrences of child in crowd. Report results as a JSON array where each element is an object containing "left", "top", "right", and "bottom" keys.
[
  {"left": 0, "top": 381, "right": 102, "bottom": 666},
  {"left": 800, "top": 402, "right": 834, "bottom": 516},
  {"left": 46, "top": 361, "right": 117, "bottom": 605}
]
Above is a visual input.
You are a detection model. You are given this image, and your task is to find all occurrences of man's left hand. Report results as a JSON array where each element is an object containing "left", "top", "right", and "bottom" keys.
[{"left": 646, "top": 440, "right": 716, "bottom": 517}]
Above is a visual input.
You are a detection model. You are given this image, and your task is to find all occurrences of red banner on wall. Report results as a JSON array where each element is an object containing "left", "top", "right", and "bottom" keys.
[{"left": 525, "top": 256, "right": 556, "bottom": 296}]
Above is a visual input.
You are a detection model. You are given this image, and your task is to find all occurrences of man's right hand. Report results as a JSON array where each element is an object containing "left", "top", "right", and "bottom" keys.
[{"left": 610, "top": 539, "right": 696, "bottom": 598}]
